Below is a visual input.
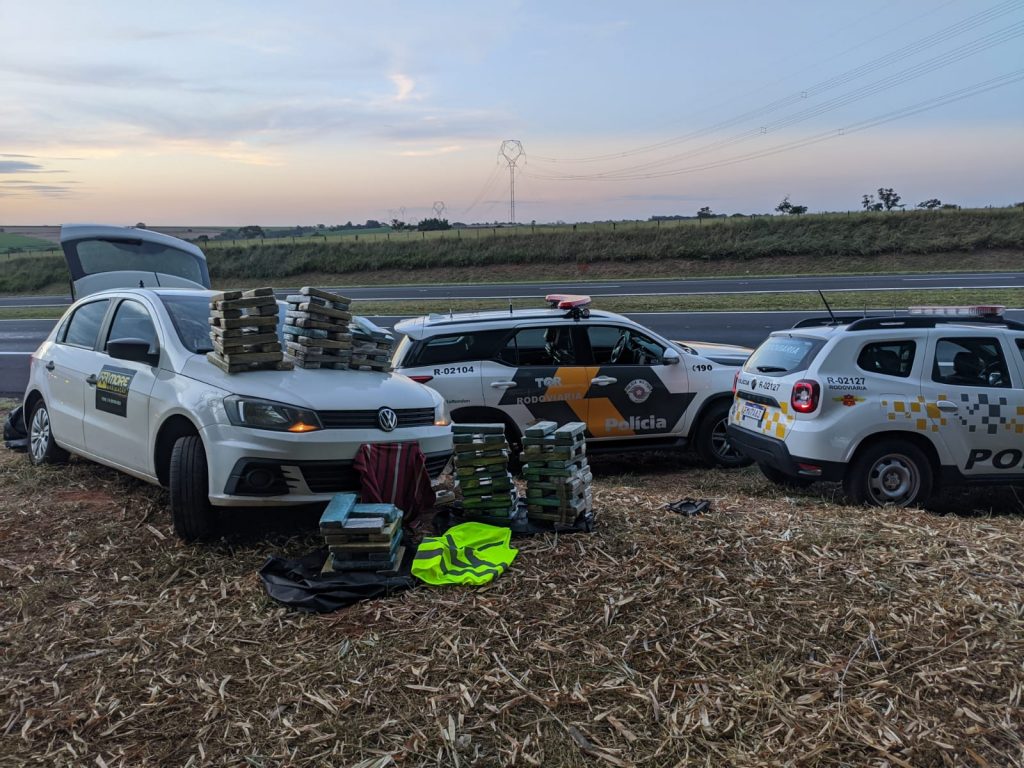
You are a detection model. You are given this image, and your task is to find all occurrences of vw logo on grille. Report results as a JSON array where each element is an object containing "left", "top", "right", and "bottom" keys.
[{"left": 377, "top": 407, "right": 398, "bottom": 432}]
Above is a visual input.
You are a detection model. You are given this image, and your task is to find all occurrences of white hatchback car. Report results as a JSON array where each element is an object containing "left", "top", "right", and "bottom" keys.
[{"left": 23, "top": 225, "right": 453, "bottom": 540}]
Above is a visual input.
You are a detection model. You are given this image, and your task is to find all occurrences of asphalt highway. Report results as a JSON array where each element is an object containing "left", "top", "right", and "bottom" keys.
[
  {"left": 2, "top": 271, "right": 1022, "bottom": 307},
  {"left": 4, "top": 309, "right": 1022, "bottom": 399}
]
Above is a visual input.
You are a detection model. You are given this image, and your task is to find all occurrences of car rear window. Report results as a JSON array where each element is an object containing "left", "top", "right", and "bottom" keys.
[
  {"left": 744, "top": 336, "right": 824, "bottom": 375},
  {"left": 857, "top": 340, "right": 915, "bottom": 378}
]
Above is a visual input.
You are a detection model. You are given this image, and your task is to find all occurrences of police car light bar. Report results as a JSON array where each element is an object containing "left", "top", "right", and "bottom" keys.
[
  {"left": 908, "top": 305, "right": 1005, "bottom": 317},
  {"left": 545, "top": 293, "right": 592, "bottom": 310}
]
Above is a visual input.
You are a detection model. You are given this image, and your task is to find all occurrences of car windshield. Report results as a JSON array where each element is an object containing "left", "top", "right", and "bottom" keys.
[{"left": 159, "top": 294, "right": 283, "bottom": 354}]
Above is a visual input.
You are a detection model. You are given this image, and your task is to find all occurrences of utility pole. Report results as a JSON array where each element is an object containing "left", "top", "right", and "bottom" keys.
[{"left": 499, "top": 140, "right": 524, "bottom": 224}]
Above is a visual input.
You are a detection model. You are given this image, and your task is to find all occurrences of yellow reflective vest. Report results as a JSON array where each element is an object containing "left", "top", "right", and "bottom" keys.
[{"left": 412, "top": 522, "right": 518, "bottom": 586}]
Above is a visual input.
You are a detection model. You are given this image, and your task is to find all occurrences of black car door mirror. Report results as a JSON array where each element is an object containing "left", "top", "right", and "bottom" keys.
[{"left": 107, "top": 338, "right": 159, "bottom": 366}]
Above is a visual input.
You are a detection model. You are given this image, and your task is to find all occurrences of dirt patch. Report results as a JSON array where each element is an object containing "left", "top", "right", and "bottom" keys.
[{"left": 1, "top": 420, "right": 1023, "bottom": 766}]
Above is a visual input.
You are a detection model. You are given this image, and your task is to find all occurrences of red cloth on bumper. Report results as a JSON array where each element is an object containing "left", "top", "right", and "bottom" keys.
[{"left": 352, "top": 442, "right": 436, "bottom": 529}]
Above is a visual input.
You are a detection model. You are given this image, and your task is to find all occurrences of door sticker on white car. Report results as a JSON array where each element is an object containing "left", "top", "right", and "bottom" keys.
[
  {"left": 433, "top": 365, "right": 474, "bottom": 376},
  {"left": 625, "top": 379, "right": 653, "bottom": 404},
  {"left": 826, "top": 376, "right": 867, "bottom": 390},
  {"left": 95, "top": 365, "right": 136, "bottom": 417}
]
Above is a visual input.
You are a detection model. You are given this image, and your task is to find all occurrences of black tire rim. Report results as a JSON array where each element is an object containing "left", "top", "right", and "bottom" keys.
[
  {"left": 866, "top": 452, "right": 921, "bottom": 506},
  {"left": 30, "top": 407, "right": 50, "bottom": 463},
  {"left": 711, "top": 416, "right": 740, "bottom": 461}
]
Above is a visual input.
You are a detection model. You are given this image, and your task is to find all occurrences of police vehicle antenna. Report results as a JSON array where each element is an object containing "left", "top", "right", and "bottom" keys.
[{"left": 817, "top": 290, "right": 837, "bottom": 324}]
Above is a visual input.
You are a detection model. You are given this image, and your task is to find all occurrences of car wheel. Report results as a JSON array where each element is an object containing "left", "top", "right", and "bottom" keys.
[
  {"left": 843, "top": 441, "right": 933, "bottom": 508},
  {"left": 759, "top": 463, "right": 814, "bottom": 489},
  {"left": 695, "top": 401, "right": 752, "bottom": 468},
  {"left": 169, "top": 435, "right": 216, "bottom": 541},
  {"left": 28, "top": 400, "right": 69, "bottom": 466}
]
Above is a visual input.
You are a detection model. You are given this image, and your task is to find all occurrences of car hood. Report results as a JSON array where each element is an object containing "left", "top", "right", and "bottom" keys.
[
  {"left": 673, "top": 339, "right": 752, "bottom": 366},
  {"left": 179, "top": 356, "right": 441, "bottom": 411}
]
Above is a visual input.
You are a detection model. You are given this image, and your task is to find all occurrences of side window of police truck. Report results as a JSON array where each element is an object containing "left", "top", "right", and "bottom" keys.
[
  {"left": 497, "top": 327, "right": 576, "bottom": 366},
  {"left": 932, "top": 337, "right": 1011, "bottom": 388},
  {"left": 106, "top": 300, "right": 159, "bottom": 353},
  {"left": 588, "top": 326, "right": 664, "bottom": 366},
  {"left": 410, "top": 330, "right": 507, "bottom": 368},
  {"left": 745, "top": 336, "right": 823, "bottom": 375},
  {"left": 857, "top": 341, "right": 915, "bottom": 377},
  {"left": 60, "top": 299, "right": 110, "bottom": 349}
]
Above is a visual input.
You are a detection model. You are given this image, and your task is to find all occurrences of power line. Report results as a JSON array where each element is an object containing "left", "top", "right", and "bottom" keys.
[
  {"left": 529, "top": 0, "right": 1024, "bottom": 165},
  {"left": 526, "top": 20, "right": 1024, "bottom": 181},
  {"left": 498, "top": 140, "right": 524, "bottom": 223},
  {"left": 522, "top": 69, "right": 1024, "bottom": 182}
]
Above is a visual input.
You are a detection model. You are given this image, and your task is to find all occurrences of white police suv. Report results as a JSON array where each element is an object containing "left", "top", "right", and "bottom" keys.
[
  {"left": 23, "top": 225, "right": 452, "bottom": 540},
  {"left": 727, "top": 306, "right": 1024, "bottom": 507},
  {"left": 393, "top": 295, "right": 752, "bottom": 467}
]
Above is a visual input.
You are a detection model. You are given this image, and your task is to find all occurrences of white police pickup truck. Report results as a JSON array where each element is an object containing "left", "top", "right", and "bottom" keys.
[
  {"left": 23, "top": 225, "right": 452, "bottom": 540},
  {"left": 726, "top": 306, "right": 1024, "bottom": 507},
  {"left": 393, "top": 295, "right": 752, "bottom": 467}
]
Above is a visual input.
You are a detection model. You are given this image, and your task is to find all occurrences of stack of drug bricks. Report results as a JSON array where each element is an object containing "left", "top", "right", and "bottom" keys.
[
  {"left": 453, "top": 423, "right": 518, "bottom": 518},
  {"left": 207, "top": 288, "right": 292, "bottom": 373},
  {"left": 522, "top": 421, "right": 593, "bottom": 525},
  {"left": 349, "top": 319, "right": 393, "bottom": 372},
  {"left": 281, "top": 287, "right": 353, "bottom": 369},
  {"left": 319, "top": 492, "right": 404, "bottom": 573}
]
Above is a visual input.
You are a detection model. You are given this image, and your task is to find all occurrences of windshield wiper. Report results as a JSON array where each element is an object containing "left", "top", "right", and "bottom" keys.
[{"left": 755, "top": 365, "right": 787, "bottom": 372}]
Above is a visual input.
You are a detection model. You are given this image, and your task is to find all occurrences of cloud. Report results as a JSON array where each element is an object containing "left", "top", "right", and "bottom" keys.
[
  {"left": 394, "top": 145, "right": 464, "bottom": 158},
  {"left": 0, "top": 179, "right": 79, "bottom": 198},
  {"left": 390, "top": 74, "right": 416, "bottom": 102},
  {"left": 617, "top": 193, "right": 710, "bottom": 202},
  {"left": 0, "top": 160, "right": 44, "bottom": 173}
]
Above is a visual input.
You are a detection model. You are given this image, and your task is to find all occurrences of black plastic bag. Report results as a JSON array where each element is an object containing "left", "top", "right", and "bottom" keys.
[
  {"left": 258, "top": 547, "right": 416, "bottom": 613},
  {"left": 3, "top": 405, "right": 28, "bottom": 453}
]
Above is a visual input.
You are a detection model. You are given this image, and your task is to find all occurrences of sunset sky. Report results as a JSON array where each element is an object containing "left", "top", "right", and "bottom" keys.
[{"left": 1, "top": 0, "right": 1022, "bottom": 225}]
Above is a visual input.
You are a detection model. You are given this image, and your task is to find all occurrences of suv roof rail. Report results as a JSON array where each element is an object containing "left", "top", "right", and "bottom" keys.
[
  {"left": 791, "top": 316, "right": 866, "bottom": 328},
  {"left": 845, "top": 315, "right": 1024, "bottom": 331}
]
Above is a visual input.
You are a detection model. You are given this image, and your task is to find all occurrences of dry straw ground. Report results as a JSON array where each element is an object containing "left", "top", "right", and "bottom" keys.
[{"left": 2, "top": 430, "right": 1023, "bottom": 767}]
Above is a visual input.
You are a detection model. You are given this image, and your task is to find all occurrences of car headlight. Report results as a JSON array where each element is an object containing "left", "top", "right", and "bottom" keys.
[
  {"left": 223, "top": 396, "right": 322, "bottom": 432},
  {"left": 434, "top": 399, "right": 450, "bottom": 427}
]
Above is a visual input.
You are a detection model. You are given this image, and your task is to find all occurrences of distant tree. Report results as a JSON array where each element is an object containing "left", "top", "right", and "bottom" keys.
[
  {"left": 861, "top": 194, "right": 883, "bottom": 212},
  {"left": 196, "top": 234, "right": 209, "bottom": 244},
  {"left": 364, "top": 219, "right": 382, "bottom": 229},
  {"left": 697, "top": 206, "right": 714, "bottom": 219},
  {"left": 389, "top": 218, "right": 409, "bottom": 230},
  {"left": 776, "top": 196, "right": 808, "bottom": 215},
  {"left": 135, "top": 222, "right": 147, "bottom": 229},
  {"left": 877, "top": 187, "right": 903, "bottom": 211},
  {"left": 917, "top": 198, "right": 943, "bottom": 210},
  {"left": 239, "top": 225, "right": 265, "bottom": 238},
  {"left": 417, "top": 217, "right": 451, "bottom": 232}
]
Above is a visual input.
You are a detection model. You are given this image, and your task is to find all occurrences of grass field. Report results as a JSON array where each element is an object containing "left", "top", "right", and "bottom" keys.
[
  {"left": 1, "top": 404, "right": 1022, "bottom": 766},
  {"left": 1, "top": 208, "right": 1021, "bottom": 295},
  {"left": 0, "top": 232, "right": 55, "bottom": 253}
]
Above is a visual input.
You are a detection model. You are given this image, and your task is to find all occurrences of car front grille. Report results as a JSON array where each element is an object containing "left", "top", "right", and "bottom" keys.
[
  {"left": 298, "top": 462, "right": 361, "bottom": 493},
  {"left": 317, "top": 407, "right": 436, "bottom": 429},
  {"left": 425, "top": 451, "right": 453, "bottom": 477}
]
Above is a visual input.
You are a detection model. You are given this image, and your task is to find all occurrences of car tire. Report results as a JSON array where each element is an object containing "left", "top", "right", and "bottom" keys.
[
  {"left": 28, "top": 399, "right": 69, "bottom": 466},
  {"left": 843, "top": 440, "right": 933, "bottom": 508},
  {"left": 695, "top": 401, "right": 752, "bottom": 468},
  {"left": 169, "top": 435, "right": 216, "bottom": 541},
  {"left": 758, "top": 463, "right": 814, "bottom": 489}
]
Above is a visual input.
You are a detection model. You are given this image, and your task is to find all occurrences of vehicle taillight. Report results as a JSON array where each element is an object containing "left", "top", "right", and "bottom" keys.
[
  {"left": 732, "top": 370, "right": 739, "bottom": 394},
  {"left": 409, "top": 375, "right": 434, "bottom": 384},
  {"left": 790, "top": 379, "right": 820, "bottom": 413}
]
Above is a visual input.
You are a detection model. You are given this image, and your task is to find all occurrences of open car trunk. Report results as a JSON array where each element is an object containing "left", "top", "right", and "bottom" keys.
[{"left": 60, "top": 224, "right": 211, "bottom": 299}]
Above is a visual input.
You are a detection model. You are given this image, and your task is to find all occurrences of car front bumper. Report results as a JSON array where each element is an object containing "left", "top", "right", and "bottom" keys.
[
  {"left": 199, "top": 423, "right": 453, "bottom": 507},
  {"left": 726, "top": 425, "right": 845, "bottom": 482}
]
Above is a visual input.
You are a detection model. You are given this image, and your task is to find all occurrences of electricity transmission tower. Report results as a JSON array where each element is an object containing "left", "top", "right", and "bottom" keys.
[
  {"left": 498, "top": 140, "right": 524, "bottom": 223},
  {"left": 432, "top": 201, "right": 446, "bottom": 218}
]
